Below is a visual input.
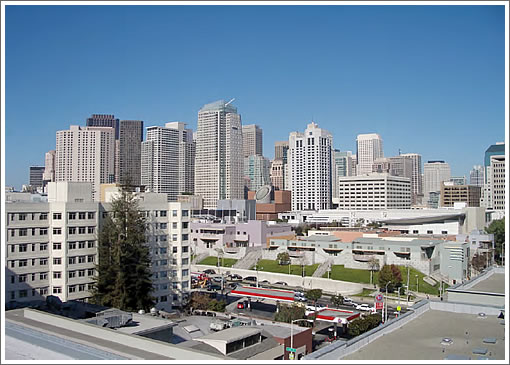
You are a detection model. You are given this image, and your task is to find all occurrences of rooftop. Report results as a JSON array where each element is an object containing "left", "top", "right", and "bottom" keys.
[
  {"left": 342, "top": 310, "right": 505, "bottom": 360},
  {"left": 196, "top": 326, "right": 261, "bottom": 343},
  {"left": 461, "top": 272, "right": 506, "bottom": 295}
]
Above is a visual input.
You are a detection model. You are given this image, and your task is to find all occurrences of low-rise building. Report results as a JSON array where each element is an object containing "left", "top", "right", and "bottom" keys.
[
  {"left": 247, "top": 189, "right": 291, "bottom": 221},
  {"left": 440, "top": 182, "right": 481, "bottom": 207}
]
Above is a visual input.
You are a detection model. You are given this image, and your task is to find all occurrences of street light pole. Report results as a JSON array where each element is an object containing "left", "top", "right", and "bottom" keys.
[
  {"left": 384, "top": 282, "right": 391, "bottom": 323},
  {"left": 416, "top": 275, "right": 419, "bottom": 293}
]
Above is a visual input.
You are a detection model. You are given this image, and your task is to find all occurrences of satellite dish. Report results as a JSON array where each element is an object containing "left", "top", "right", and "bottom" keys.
[{"left": 255, "top": 185, "right": 271, "bottom": 203}]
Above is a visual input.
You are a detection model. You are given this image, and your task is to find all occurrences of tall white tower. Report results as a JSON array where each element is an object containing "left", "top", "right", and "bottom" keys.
[
  {"left": 141, "top": 122, "right": 195, "bottom": 201},
  {"left": 195, "top": 100, "right": 243, "bottom": 209},
  {"left": 55, "top": 126, "right": 115, "bottom": 201},
  {"left": 423, "top": 160, "right": 451, "bottom": 206},
  {"left": 289, "top": 122, "right": 333, "bottom": 211},
  {"left": 356, "top": 133, "right": 384, "bottom": 175},
  {"left": 400, "top": 153, "right": 423, "bottom": 205}
]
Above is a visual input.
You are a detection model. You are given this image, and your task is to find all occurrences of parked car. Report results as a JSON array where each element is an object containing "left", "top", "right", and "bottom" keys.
[
  {"left": 227, "top": 273, "right": 242, "bottom": 281},
  {"left": 294, "top": 295, "right": 307, "bottom": 302},
  {"left": 237, "top": 302, "right": 245, "bottom": 309},
  {"left": 259, "top": 280, "right": 271, "bottom": 287},
  {"left": 203, "top": 269, "right": 216, "bottom": 275},
  {"left": 274, "top": 281, "right": 288, "bottom": 286},
  {"left": 356, "top": 304, "right": 376, "bottom": 312},
  {"left": 243, "top": 276, "right": 257, "bottom": 283}
]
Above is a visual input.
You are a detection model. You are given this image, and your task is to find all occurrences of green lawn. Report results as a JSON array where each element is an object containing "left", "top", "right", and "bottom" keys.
[
  {"left": 198, "top": 256, "right": 238, "bottom": 268},
  {"left": 251, "top": 259, "right": 320, "bottom": 277},
  {"left": 324, "top": 265, "right": 446, "bottom": 296}
]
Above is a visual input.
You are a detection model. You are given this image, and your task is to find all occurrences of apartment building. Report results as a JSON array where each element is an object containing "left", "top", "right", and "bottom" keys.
[
  {"left": 337, "top": 173, "right": 411, "bottom": 210},
  {"left": 440, "top": 182, "right": 481, "bottom": 207},
  {"left": 5, "top": 182, "right": 191, "bottom": 311},
  {"left": 289, "top": 122, "right": 333, "bottom": 211},
  {"left": 195, "top": 100, "right": 243, "bottom": 209}
]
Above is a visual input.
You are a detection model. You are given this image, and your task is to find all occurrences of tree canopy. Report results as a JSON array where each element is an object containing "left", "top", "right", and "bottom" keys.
[
  {"left": 378, "top": 264, "right": 402, "bottom": 293},
  {"left": 91, "top": 188, "right": 154, "bottom": 311},
  {"left": 486, "top": 218, "right": 505, "bottom": 263}
]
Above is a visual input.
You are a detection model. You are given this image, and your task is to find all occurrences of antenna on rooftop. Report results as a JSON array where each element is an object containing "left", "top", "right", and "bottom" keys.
[{"left": 225, "top": 98, "right": 235, "bottom": 106}]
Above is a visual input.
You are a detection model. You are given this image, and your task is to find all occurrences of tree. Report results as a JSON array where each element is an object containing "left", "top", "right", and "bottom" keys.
[
  {"left": 486, "top": 218, "right": 505, "bottom": 263},
  {"left": 277, "top": 252, "right": 290, "bottom": 265},
  {"left": 91, "top": 187, "right": 154, "bottom": 311},
  {"left": 471, "top": 252, "right": 489, "bottom": 273},
  {"left": 188, "top": 292, "right": 210, "bottom": 311},
  {"left": 331, "top": 293, "right": 344, "bottom": 308},
  {"left": 368, "top": 258, "right": 379, "bottom": 286},
  {"left": 305, "top": 289, "right": 323, "bottom": 326},
  {"left": 378, "top": 265, "right": 402, "bottom": 293},
  {"left": 348, "top": 313, "right": 382, "bottom": 337},
  {"left": 274, "top": 304, "right": 307, "bottom": 323}
]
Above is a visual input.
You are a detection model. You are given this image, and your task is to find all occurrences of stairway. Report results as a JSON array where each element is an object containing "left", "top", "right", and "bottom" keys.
[
  {"left": 233, "top": 249, "right": 262, "bottom": 270},
  {"left": 312, "top": 259, "right": 333, "bottom": 278}
]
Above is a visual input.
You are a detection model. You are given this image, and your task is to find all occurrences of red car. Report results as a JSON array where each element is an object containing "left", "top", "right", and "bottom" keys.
[{"left": 237, "top": 302, "right": 245, "bottom": 309}]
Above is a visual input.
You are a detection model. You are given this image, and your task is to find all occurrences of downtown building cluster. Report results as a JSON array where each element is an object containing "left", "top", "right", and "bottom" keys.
[{"left": 9, "top": 98, "right": 506, "bottom": 312}]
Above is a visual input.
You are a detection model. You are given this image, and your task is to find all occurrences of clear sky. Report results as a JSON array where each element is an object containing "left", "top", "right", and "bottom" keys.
[{"left": 4, "top": 4, "right": 506, "bottom": 190}]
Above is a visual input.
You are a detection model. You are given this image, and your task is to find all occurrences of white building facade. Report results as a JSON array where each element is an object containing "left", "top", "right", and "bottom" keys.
[
  {"left": 55, "top": 126, "right": 115, "bottom": 201},
  {"left": 289, "top": 122, "right": 333, "bottom": 211},
  {"left": 401, "top": 153, "right": 423, "bottom": 206},
  {"left": 242, "top": 124, "right": 263, "bottom": 158},
  {"left": 195, "top": 100, "right": 244, "bottom": 209},
  {"left": 356, "top": 133, "right": 383, "bottom": 175},
  {"left": 423, "top": 160, "right": 451, "bottom": 207}
]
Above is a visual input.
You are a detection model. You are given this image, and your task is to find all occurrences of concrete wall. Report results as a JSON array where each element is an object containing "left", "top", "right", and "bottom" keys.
[
  {"left": 22, "top": 309, "right": 225, "bottom": 360},
  {"left": 429, "top": 300, "right": 504, "bottom": 315},
  {"left": 192, "top": 264, "right": 365, "bottom": 295}
]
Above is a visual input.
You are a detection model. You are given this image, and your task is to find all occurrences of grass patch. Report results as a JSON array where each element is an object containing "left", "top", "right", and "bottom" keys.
[
  {"left": 399, "top": 266, "right": 445, "bottom": 296},
  {"left": 198, "top": 256, "right": 238, "bottom": 268},
  {"left": 323, "top": 265, "right": 378, "bottom": 284},
  {"left": 251, "top": 259, "right": 320, "bottom": 277},
  {"left": 353, "top": 288, "right": 377, "bottom": 297}
]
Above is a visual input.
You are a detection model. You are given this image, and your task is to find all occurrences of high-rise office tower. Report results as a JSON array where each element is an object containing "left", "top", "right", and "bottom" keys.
[
  {"left": 423, "top": 160, "right": 451, "bottom": 207},
  {"left": 401, "top": 153, "right": 423, "bottom": 205},
  {"left": 481, "top": 143, "right": 505, "bottom": 211},
  {"left": 332, "top": 150, "right": 355, "bottom": 199},
  {"left": 289, "top": 122, "right": 333, "bottom": 211},
  {"left": 356, "top": 133, "right": 383, "bottom": 175},
  {"left": 42, "top": 150, "right": 56, "bottom": 185},
  {"left": 118, "top": 120, "right": 143, "bottom": 187},
  {"left": 242, "top": 124, "right": 263, "bottom": 158},
  {"left": 270, "top": 159, "right": 285, "bottom": 190},
  {"left": 469, "top": 165, "right": 484, "bottom": 186},
  {"left": 55, "top": 126, "right": 115, "bottom": 201},
  {"left": 195, "top": 100, "right": 243, "bottom": 209},
  {"left": 141, "top": 122, "right": 195, "bottom": 201},
  {"left": 86, "top": 114, "right": 119, "bottom": 139},
  {"left": 274, "top": 141, "right": 289, "bottom": 163},
  {"left": 244, "top": 155, "right": 271, "bottom": 191},
  {"left": 29, "top": 166, "right": 45, "bottom": 188}
]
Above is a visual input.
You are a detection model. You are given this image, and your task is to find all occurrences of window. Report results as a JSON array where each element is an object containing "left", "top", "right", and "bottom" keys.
[
  {"left": 160, "top": 235, "right": 167, "bottom": 242},
  {"left": 79, "top": 212, "right": 86, "bottom": 220},
  {"left": 32, "top": 228, "right": 37, "bottom": 235},
  {"left": 78, "top": 227, "right": 86, "bottom": 234},
  {"left": 53, "top": 228, "right": 62, "bottom": 235},
  {"left": 160, "top": 271, "right": 167, "bottom": 277},
  {"left": 40, "top": 287, "right": 48, "bottom": 295},
  {"left": 40, "top": 258, "right": 48, "bottom": 265},
  {"left": 68, "top": 212, "right": 76, "bottom": 220},
  {"left": 160, "top": 260, "right": 168, "bottom": 266},
  {"left": 87, "top": 212, "right": 95, "bottom": 219},
  {"left": 172, "top": 234, "right": 178, "bottom": 241},
  {"left": 78, "top": 270, "right": 85, "bottom": 277},
  {"left": 427, "top": 230, "right": 433, "bottom": 234},
  {"left": 87, "top": 227, "right": 94, "bottom": 234},
  {"left": 53, "top": 287, "right": 62, "bottom": 294},
  {"left": 172, "top": 222, "right": 177, "bottom": 229},
  {"left": 53, "top": 272, "right": 62, "bottom": 279},
  {"left": 69, "top": 242, "right": 76, "bottom": 250},
  {"left": 182, "top": 246, "right": 189, "bottom": 253},
  {"left": 160, "top": 247, "right": 167, "bottom": 254},
  {"left": 160, "top": 210, "right": 167, "bottom": 217},
  {"left": 160, "top": 223, "right": 167, "bottom": 229},
  {"left": 31, "top": 259, "right": 36, "bottom": 266},
  {"left": 10, "top": 245, "right": 15, "bottom": 253},
  {"left": 182, "top": 258, "right": 189, "bottom": 265},
  {"left": 68, "top": 227, "right": 76, "bottom": 235},
  {"left": 87, "top": 255, "right": 95, "bottom": 263},
  {"left": 173, "top": 247, "right": 178, "bottom": 253},
  {"left": 40, "top": 243, "right": 48, "bottom": 251},
  {"left": 19, "top": 290, "right": 28, "bottom": 298},
  {"left": 160, "top": 295, "right": 167, "bottom": 302},
  {"left": 68, "top": 271, "right": 76, "bottom": 278},
  {"left": 54, "top": 258, "right": 62, "bottom": 265},
  {"left": 78, "top": 256, "right": 86, "bottom": 264},
  {"left": 182, "top": 281, "right": 189, "bottom": 289},
  {"left": 69, "top": 286, "right": 76, "bottom": 293},
  {"left": 19, "top": 229, "right": 28, "bottom": 237},
  {"left": 182, "top": 222, "right": 189, "bottom": 229},
  {"left": 160, "top": 284, "right": 168, "bottom": 290},
  {"left": 441, "top": 231, "right": 448, "bottom": 235},
  {"left": 182, "top": 269, "right": 189, "bottom": 277},
  {"left": 53, "top": 213, "right": 62, "bottom": 220},
  {"left": 10, "top": 276, "right": 15, "bottom": 284},
  {"left": 32, "top": 289, "right": 37, "bottom": 297},
  {"left": 78, "top": 284, "right": 86, "bottom": 291},
  {"left": 172, "top": 210, "right": 178, "bottom": 217},
  {"left": 78, "top": 241, "right": 86, "bottom": 249},
  {"left": 53, "top": 242, "right": 62, "bottom": 250},
  {"left": 88, "top": 241, "right": 95, "bottom": 248},
  {"left": 69, "top": 257, "right": 76, "bottom": 265},
  {"left": 182, "top": 234, "right": 189, "bottom": 241},
  {"left": 18, "top": 213, "right": 27, "bottom": 221},
  {"left": 40, "top": 213, "right": 48, "bottom": 220},
  {"left": 40, "top": 272, "right": 48, "bottom": 280},
  {"left": 19, "top": 274, "right": 27, "bottom": 283},
  {"left": 87, "top": 269, "right": 94, "bottom": 276},
  {"left": 172, "top": 282, "right": 178, "bottom": 289},
  {"left": 182, "top": 210, "right": 189, "bottom": 217},
  {"left": 19, "top": 259, "right": 28, "bottom": 267},
  {"left": 40, "top": 228, "right": 48, "bottom": 235},
  {"left": 413, "top": 230, "right": 419, "bottom": 234},
  {"left": 19, "top": 244, "right": 28, "bottom": 252}
]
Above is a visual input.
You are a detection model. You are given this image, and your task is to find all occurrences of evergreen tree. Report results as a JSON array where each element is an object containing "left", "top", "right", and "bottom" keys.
[{"left": 91, "top": 187, "right": 154, "bottom": 311}]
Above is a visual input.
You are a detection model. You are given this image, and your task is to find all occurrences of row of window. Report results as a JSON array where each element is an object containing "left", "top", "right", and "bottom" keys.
[
  {"left": 9, "top": 241, "right": 95, "bottom": 253},
  {"left": 9, "top": 213, "right": 48, "bottom": 221},
  {"left": 68, "top": 212, "right": 96, "bottom": 220},
  {"left": 9, "top": 287, "right": 48, "bottom": 300},
  {"left": 9, "top": 228, "right": 48, "bottom": 237}
]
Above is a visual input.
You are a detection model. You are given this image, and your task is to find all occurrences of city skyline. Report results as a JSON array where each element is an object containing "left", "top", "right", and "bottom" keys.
[{"left": 4, "top": 4, "right": 507, "bottom": 190}]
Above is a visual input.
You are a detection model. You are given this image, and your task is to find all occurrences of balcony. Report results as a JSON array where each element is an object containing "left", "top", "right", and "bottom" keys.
[{"left": 353, "top": 254, "right": 376, "bottom": 262}]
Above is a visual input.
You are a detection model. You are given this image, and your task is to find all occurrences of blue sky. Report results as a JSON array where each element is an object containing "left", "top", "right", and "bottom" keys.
[{"left": 4, "top": 4, "right": 506, "bottom": 190}]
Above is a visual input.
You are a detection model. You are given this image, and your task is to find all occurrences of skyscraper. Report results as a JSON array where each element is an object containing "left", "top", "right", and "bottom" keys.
[
  {"left": 356, "top": 133, "right": 383, "bottom": 175},
  {"left": 274, "top": 141, "right": 289, "bottom": 163},
  {"left": 242, "top": 124, "right": 263, "bottom": 158},
  {"left": 289, "top": 122, "right": 333, "bottom": 211},
  {"left": 244, "top": 155, "right": 271, "bottom": 191},
  {"left": 481, "top": 143, "right": 505, "bottom": 211},
  {"left": 270, "top": 159, "right": 285, "bottom": 190},
  {"left": 118, "top": 120, "right": 143, "bottom": 187},
  {"left": 55, "top": 125, "right": 115, "bottom": 200},
  {"left": 86, "top": 114, "right": 119, "bottom": 139},
  {"left": 194, "top": 100, "right": 243, "bottom": 209},
  {"left": 469, "top": 165, "right": 484, "bottom": 186},
  {"left": 141, "top": 122, "right": 195, "bottom": 201},
  {"left": 42, "top": 150, "right": 56, "bottom": 186},
  {"left": 401, "top": 153, "right": 423, "bottom": 205},
  {"left": 29, "top": 166, "right": 45, "bottom": 188},
  {"left": 423, "top": 160, "right": 451, "bottom": 207},
  {"left": 332, "top": 150, "right": 355, "bottom": 199}
]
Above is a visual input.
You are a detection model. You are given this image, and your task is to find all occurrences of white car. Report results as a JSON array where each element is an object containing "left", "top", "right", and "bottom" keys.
[{"left": 356, "top": 304, "right": 376, "bottom": 312}]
